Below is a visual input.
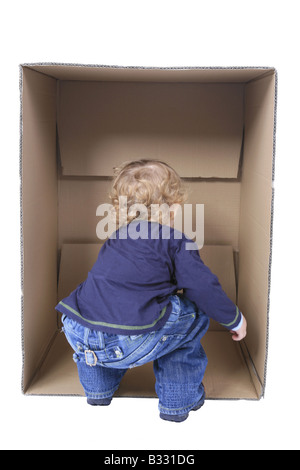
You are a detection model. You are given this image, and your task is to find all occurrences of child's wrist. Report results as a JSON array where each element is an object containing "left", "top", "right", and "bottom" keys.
[{"left": 231, "top": 314, "right": 243, "bottom": 332}]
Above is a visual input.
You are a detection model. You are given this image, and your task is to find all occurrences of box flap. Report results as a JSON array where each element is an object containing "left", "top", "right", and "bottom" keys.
[{"left": 58, "top": 81, "right": 244, "bottom": 178}]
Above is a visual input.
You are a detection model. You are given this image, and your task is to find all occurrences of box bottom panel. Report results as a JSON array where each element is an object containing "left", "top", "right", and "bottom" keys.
[{"left": 26, "top": 331, "right": 259, "bottom": 399}]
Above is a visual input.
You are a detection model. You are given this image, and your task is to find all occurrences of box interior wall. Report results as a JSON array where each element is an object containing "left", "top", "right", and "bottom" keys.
[{"left": 20, "top": 65, "right": 276, "bottom": 399}]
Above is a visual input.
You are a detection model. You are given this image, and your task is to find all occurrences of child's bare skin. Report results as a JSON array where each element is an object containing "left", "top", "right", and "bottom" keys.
[{"left": 231, "top": 314, "right": 247, "bottom": 341}]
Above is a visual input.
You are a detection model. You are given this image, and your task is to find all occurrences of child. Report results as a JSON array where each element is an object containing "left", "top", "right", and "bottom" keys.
[{"left": 56, "top": 160, "right": 247, "bottom": 423}]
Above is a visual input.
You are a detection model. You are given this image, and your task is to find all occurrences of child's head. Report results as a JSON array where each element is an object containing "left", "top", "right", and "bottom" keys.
[{"left": 110, "top": 159, "right": 187, "bottom": 226}]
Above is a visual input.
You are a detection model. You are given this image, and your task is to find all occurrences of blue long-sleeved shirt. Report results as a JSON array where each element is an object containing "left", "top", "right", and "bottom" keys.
[{"left": 56, "top": 221, "right": 242, "bottom": 334}]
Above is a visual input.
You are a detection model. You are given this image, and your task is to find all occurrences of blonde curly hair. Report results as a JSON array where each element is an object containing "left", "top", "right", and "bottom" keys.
[{"left": 109, "top": 159, "right": 188, "bottom": 227}]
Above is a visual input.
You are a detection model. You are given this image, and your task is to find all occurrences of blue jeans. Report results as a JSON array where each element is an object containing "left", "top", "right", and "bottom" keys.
[{"left": 61, "top": 294, "right": 210, "bottom": 417}]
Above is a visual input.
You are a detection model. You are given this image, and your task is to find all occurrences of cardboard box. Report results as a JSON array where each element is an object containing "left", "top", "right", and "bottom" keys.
[{"left": 20, "top": 64, "right": 277, "bottom": 399}]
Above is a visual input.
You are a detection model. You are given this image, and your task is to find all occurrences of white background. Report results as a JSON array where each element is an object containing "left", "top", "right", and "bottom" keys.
[{"left": 1, "top": 0, "right": 299, "bottom": 450}]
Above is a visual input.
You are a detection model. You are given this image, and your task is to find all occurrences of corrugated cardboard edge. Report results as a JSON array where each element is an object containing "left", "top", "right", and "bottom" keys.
[
  {"left": 261, "top": 68, "right": 278, "bottom": 398},
  {"left": 20, "top": 63, "right": 275, "bottom": 82},
  {"left": 19, "top": 64, "right": 25, "bottom": 393},
  {"left": 19, "top": 63, "right": 277, "bottom": 399}
]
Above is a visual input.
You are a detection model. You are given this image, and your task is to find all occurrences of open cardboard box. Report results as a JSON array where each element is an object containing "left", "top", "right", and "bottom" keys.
[{"left": 20, "top": 64, "right": 277, "bottom": 400}]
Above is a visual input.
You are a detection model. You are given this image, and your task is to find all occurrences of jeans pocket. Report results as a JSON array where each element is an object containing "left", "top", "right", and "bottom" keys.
[
  {"left": 167, "top": 312, "right": 197, "bottom": 336},
  {"left": 128, "top": 334, "right": 175, "bottom": 368}
]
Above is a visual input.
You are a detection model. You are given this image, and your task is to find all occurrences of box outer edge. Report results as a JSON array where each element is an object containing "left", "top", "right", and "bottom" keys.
[
  {"left": 20, "top": 63, "right": 276, "bottom": 86},
  {"left": 20, "top": 62, "right": 276, "bottom": 71},
  {"left": 19, "top": 65, "right": 25, "bottom": 393},
  {"left": 19, "top": 64, "right": 278, "bottom": 399}
]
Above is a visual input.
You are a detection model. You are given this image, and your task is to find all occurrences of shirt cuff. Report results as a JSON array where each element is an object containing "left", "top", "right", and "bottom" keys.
[{"left": 231, "top": 314, "right": 243, "bottom": 332}]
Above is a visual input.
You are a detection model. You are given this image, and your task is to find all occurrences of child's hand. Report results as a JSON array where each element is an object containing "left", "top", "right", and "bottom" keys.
[{"left": 230, "top": 315, "right": 247, "bottom": 341}]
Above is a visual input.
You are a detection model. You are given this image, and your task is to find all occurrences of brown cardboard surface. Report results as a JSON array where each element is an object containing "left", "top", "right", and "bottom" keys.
[
  {"left": 21, "top": 68, "right": 58, "bottom": 392},
  {"left": 201, "top": 245, "right": 237, "bottom": 331},
  {"left": 187, "top": 181, "right": 241, "bottom": 251},
  {"left": 57, "top": 244, "right": 103, "bottom": 301},
  {"left": 58, "top": 81, "right": 244, "bottom": 178},
  {"left": 200, "top": 245, "right": 236, "bottom": 305}
]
